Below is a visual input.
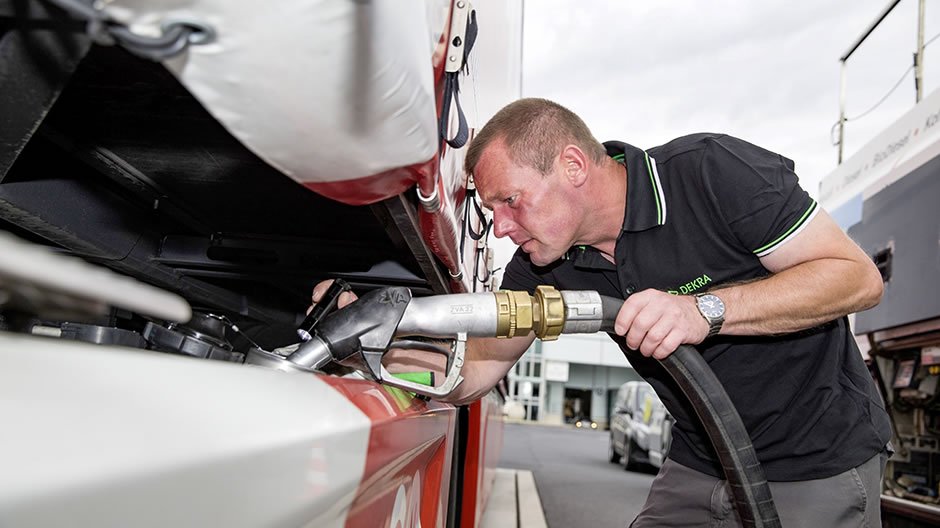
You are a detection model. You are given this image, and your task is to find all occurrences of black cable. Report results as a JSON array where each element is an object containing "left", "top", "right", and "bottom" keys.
[
  {"left": 846, "top": 65, "right": 913, "bottom": 122},
  {"left": 834, "top": 29, "right": 940, "bottom": 131},
  {"left": 831, "top": 29, "right": 940, "bottom": 142},
  {"left": 475, "top": 247, "right": 492, "bottom": 283}
]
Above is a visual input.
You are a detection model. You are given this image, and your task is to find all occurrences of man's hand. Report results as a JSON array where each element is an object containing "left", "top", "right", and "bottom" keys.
[
  {"left": 310, "top": 279, "right": 358, "bottom": 312},
  {"left": 613, "top": 289, "right": 709, "bottom": 360}
]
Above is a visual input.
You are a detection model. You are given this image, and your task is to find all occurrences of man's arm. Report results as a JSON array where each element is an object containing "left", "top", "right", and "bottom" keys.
[
  {"left": 614, "top": 210, "right": 884, "bottom": 359},
  {"left": 716, "top": 209, "right": 883, "bottom": 334}
]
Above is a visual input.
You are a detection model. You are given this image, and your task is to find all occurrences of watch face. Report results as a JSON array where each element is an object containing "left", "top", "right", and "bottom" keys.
[{"left": 697, "top": 294, "right": 725, "bottom": 318}]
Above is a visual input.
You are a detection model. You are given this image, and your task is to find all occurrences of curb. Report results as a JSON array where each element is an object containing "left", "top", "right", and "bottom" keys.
[
  {"left": 517, "top": 470, "right": 548, "bottom": 528},
  {"left": 481, "top": 468, "right": 547, "bottom": 528}
]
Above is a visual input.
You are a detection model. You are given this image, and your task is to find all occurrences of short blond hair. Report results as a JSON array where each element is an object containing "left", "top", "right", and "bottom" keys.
[{"left": 464, "top": 98, "right": 607, "bottom": 176}]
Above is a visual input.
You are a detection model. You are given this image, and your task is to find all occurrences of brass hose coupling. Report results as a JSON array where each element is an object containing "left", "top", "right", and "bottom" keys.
[{"left": 493, "top": 286, "right": 566, "bottom": 340}]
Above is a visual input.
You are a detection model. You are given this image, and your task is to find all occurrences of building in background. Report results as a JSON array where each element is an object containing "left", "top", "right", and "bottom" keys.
[{"left": 506, "top": 334, "right": 642, "bottom": 429}]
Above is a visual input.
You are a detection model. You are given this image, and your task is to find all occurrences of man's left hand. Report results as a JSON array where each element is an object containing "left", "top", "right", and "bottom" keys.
[{"left": 613, "top": 289, "right": 709, "bottom": 359}]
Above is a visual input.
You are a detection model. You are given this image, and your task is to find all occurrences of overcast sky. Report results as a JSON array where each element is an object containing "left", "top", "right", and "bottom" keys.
[
  {"left": 522, "top": 0, "right": 939, "bottom": 198},
  {"left": 490, "top": 0, "right": 939, "bottom": 279}
]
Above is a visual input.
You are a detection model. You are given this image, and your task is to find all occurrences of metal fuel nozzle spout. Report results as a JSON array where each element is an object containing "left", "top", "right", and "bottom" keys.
[{"left": 246, "top": 286, "right": 607, "bottom": 399}]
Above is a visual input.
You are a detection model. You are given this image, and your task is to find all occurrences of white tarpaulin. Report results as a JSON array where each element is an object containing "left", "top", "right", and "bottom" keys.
[{"left": 103, "top": 0, "right": 449, "bottom": 183}]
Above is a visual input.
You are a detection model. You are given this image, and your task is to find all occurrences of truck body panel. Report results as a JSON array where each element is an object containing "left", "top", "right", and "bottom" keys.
[
  {"left": 822, "top": 87, "right": 940, "bottom": 527},
  {"left": 0, "top": 0, "right": 522, "bottom": 525}
]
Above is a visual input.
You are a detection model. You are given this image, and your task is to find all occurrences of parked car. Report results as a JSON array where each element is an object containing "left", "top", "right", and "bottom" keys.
[
  {"left": 574, "top": 416, "right": 598, "bottom": 430},
  {"left": 608, "top": 381, "right": 674, "bottom": 471}
]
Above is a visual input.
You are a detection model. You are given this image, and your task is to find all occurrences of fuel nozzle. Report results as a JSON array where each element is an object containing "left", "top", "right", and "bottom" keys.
[{"left": 246, "top": 286, "right": 608, "bottom": 399}]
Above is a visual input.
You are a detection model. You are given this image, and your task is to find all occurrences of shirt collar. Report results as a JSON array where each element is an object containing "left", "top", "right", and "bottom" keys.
[
  {"left": 568, "top": 244, "right": 616, "bottom": 271},
  {"left": 604, "top": 140, "right": 668, "bottom": 233},
  {"left": 566, "top": 141, "right": 668, "bottom": 269}
]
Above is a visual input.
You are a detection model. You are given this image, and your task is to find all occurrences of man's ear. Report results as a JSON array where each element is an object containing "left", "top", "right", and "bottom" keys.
[{"left": 560, "top": 145, "right": 588, "bottom": 187}]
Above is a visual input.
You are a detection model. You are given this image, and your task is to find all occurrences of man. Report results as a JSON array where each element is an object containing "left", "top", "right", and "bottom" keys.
[{"left": 313, "top": 98, "right": 892, "bottom": 526}]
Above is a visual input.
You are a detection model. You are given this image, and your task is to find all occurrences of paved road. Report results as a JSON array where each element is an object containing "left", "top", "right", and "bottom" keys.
[{"left": 499, "top": 422, "right": 658, "bottom": 528}]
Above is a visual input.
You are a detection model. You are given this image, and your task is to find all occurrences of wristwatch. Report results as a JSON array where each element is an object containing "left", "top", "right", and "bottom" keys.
[{"left": 694, "top": 293, "right": 725, "bottom": 337}]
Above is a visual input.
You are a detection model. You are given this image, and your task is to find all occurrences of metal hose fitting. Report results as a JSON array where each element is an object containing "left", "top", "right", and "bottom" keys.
[
  {"left": 533, "top": 286, "right": 565, "bottom": 340},
  {"left": 493, "top": 290, "right": 532, "bottom": 338},
  {"left": 490, "top": 286, "right": 567, "bottom": 340}
]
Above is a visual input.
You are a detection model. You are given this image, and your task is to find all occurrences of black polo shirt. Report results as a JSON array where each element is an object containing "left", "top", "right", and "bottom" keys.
[{"left": 501, "top": 133, "right": 892, "bottom": 481}]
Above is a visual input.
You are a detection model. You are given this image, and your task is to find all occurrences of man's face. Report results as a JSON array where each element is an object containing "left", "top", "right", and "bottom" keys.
[{"left": 474, "top": 141, "right": 579, "bottom": 266}]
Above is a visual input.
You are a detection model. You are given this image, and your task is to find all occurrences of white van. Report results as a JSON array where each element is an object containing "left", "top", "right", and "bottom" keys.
[{"left": 608, "top": 381, "right": 674, "bottom": 471}]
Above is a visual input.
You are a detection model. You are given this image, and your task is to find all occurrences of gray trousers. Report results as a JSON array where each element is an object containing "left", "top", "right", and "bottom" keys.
[{"left": 630, "top": 450, "right": 888, "bottom": 528}]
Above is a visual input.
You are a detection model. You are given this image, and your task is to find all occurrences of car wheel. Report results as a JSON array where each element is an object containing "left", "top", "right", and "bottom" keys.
[
  {"left": 622, "top": 438, "right": 638, "bottom": 471},
  {"left": 608, "top": 435, "right": 620, "bottom": 464}
]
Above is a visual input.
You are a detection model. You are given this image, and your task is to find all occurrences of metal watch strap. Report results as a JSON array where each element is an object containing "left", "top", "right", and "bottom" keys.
[
  {"left": 705, "top": 318, "right": 723, "bottom": 337},
  {"left": 695, "top": 293, "right": 724, "bottom": 337}
]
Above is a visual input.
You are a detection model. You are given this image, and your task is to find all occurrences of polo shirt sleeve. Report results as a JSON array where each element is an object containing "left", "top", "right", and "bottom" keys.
[
  {"left": 700, "top": 135, "right": 818, "bottom": 257},
  {"left": 498, "top": 247, "right": 542, "bottom": 293}
]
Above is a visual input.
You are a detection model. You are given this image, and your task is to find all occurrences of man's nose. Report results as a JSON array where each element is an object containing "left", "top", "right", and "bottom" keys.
[{"left": 492, "top": 211, "right": 514, "bottom": 239}]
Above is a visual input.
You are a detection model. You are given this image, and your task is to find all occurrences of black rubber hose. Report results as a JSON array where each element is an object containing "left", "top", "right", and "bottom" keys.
[{"left": 598, "top": 296, "right": 781, "bottom": 528}]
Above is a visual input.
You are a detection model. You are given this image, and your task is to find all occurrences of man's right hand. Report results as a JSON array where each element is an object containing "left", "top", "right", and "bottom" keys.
[{"left": 309, "top": 279, "right": 358, "bottom": 313}]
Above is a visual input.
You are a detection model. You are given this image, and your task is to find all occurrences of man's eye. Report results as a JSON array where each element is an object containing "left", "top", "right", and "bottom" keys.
[{"left": 506, "top": 195, "right": 517, "bottom": 206}]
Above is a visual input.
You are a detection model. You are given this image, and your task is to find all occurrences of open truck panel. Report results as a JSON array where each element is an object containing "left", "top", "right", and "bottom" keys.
[
  {"left": 0, "top": 1, "right": 521, "bottom": 526},
  {"left": 822, "top": 87, "right": 940, "bottom": 527}
]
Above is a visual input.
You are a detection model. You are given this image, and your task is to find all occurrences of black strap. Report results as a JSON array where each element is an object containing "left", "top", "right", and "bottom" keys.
[
  {"left": 466, "top": 188, "right": 491, "bottom": 241},
  {"left": 439, "top": 10, "right": 478, "bottom": 149},
  {"left": 459, "top": 187, "right": 491, "bottom": 269}
]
